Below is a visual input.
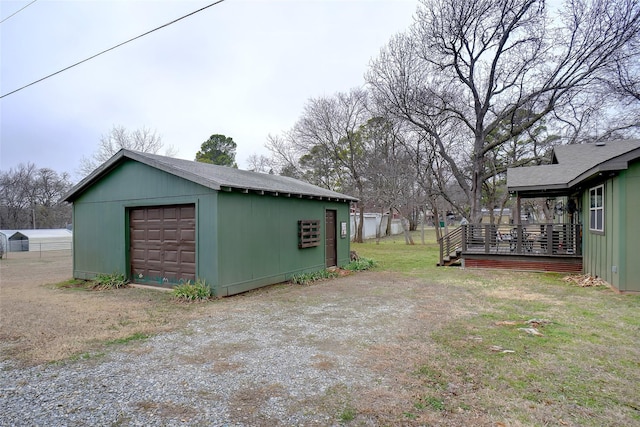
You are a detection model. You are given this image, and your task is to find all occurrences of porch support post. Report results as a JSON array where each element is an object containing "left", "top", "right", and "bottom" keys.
[
  {"left": 484, "top": 224, "right": 491, "bottom": 254},
  {"left": 546, "top": 224, "right": 554, "bottom": 255},
  {"left": 461, "top": 224, "right": 467, "bottom": 252},
  {"left": 516, "top": 194, "right": 521, "bottom": 225}
]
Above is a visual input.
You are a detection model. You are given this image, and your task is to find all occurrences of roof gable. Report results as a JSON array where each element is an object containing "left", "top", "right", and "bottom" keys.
[
  {"left": 64, "top": 149, "right": 357, "bottom": 203},
  {"left": 507, "top": 139, "right": 640, "bottom": 195}
]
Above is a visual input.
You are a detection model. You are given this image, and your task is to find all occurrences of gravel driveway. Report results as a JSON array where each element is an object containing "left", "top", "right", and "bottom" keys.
[{"left": 1, "top": 272, "right": 473, "bottom": 426}]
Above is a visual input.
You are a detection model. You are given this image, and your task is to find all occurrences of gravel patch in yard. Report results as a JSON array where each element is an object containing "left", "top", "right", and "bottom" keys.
[{"left": 1, "top": 272, "right": 466, "bottom": 426}]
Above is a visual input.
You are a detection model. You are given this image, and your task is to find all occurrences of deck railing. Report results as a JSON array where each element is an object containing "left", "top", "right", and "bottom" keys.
[{"left": 460, "top": 223, "right": 582, "bottom": 256}]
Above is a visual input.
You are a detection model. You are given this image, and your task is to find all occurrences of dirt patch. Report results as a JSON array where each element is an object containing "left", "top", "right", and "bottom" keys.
[
  {"left": 0, "top": 252, "right": 210, "bottom": 364},
  {"left": 0, "top": 252, "right": 470, "bottom": 368}
]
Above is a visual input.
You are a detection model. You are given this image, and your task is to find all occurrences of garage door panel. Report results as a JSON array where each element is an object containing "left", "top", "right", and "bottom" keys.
[
  {"left": 147, "top": 268, "right": 163, "bottom": 277},
  {"left": 180, "top": 229, "right": 195, "bottom": 241},
  {"left": 180, "top": 205, "right": 195, "bottom": 216},
  {"left": 164, "top": 250, "right": 178, "bottom": 262},
  {"left": 130, "top": 209, "right": 145, "bottom": 220},
  {"left": 131, "top": 248, "right": 146, "bottom": 261},
  {"left": 163, "top": 229, "right": 178, "bottom": 242},
  {"left": 181, "top": 250, "right": 196, "bottom": 264},
  {"left": 147, "top": 249, "right": 162, "bottom": 262},
  {"left": 131, "top": 229, "right": 146, "bottom": 241},
  {"left": 129, "top": 204, "right": 196, "bottom": 285},
  {"left": 163, "top": 207, "right": 177, "bottom": 218},
  {"left": 147, "top": 229, "right": 162, "bottom": 242},
  {"left": 146, "top": 208, "right": 162, "bottom": 219}
]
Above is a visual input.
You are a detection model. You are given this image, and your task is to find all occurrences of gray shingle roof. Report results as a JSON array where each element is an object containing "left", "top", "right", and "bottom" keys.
[
  {"left": 507, "top": 139, "right": 640, "bottom": 195},
  {"left": 64, "top": 149, "right": 358, "bottom": 203}
]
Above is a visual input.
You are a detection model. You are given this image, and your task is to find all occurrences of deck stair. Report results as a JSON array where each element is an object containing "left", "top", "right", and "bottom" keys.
[{"left": 437, "top": 226, "right": 462, "bottom": 266}]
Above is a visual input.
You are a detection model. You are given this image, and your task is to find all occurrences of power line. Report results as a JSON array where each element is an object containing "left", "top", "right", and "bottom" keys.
[
  {"left": 0, "top": 0, "right": 38, "bottom": 24},
  {"left": 0, "top": 0, "right": 227, "bottom": 99}
]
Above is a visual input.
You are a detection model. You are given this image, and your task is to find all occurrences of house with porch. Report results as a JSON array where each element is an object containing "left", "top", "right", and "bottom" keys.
[{"left": 438, "top": 139, "right": 640, "bottom": 293}]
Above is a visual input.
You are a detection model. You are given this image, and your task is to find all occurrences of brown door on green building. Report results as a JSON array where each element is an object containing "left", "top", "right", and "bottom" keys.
[
  {"left": 325, "top": 209, "right": 337, "bottom": 267},
  {"left": 129, "top": 204, "right": 196, "bottom": 285}
]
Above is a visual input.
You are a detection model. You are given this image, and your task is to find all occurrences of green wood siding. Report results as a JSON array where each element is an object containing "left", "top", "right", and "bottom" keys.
[
  {"left": 623, "top": 162, "right": 640, "bottom": 291},
  {"left": 216, "top": 192, "right": 350, "bottom": 296},
  {"left": 582, "top": 160, "right": 640, "bottom": 292},
  {"left": 71, "top": 158, "right": 352, "bottom": 295},
  {"left": 72, "top": 160, "right": 219, "bottom": 284}
]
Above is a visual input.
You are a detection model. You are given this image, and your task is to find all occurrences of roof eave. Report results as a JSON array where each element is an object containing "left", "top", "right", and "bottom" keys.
[
  {"left": 567, "top": 154, "right": 637, "bottom": 188},
  {"left": 508, "top": 183, "right": 571, "bottom": 197},
  {"left": 219, "top": 184, "right": 357, "bottom": 202}
]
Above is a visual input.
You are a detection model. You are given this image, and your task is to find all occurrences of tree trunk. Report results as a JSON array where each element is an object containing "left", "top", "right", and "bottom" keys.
[
  {"left": 432, "top": 200, "right": 442, "bottom": 242},
  {"left": 420, "top": 208, "right": 425, "bottom": 245},
  {"left": 470, "top": 146, "right": 485, "bottom": 223},
  {"left": 355, "top": 205, "right": 365, "bottom": 243},
  {"left": 375, "top": 207, "right": 388, "bottom": 245},
  {"left": 401, "top": 216, "right": 415, "bottom": 245},
  {"left": 385, "top": 209, "right": 392, "bottom": 236}
]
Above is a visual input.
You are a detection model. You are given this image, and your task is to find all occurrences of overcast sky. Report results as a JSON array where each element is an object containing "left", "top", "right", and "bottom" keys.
[{"left": 0, "top": 0, "right": 418, "bottom": 181}]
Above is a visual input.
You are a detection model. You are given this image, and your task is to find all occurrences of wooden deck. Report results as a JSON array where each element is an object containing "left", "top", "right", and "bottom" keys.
[{"left": 438, "top": 223, "right": 583, "bottom": 272}]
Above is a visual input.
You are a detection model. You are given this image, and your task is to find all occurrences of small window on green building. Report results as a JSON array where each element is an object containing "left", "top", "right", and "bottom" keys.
[
  {"left": 589, "top": 185, "right": 604, "bottom": 232},
  {"left": 298, "top": 220, "right": 321, "bottom": 248}
]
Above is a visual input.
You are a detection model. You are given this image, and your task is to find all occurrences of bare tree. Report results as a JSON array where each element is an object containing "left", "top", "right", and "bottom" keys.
[
  {"left": 0, "top": 164, "right": 72, "bottom": 229},
  {"left": 368, "top": 0, "right": 640, "bottom": 221},
  {"left": 291, "top": 89, "right": 371, "bottom": 242},
  {"left": 265, "top": 133, "right": 305, "bottom": 177},
  {"left": 0, "top": 163, "right": 37, "bottom": 229},
  {"left": 246, "top": 154, "right": 274, "bottom": 173},
  {"left": 78, "top": 125, "right": 176, "bottom": 177},
  {"left": 360, "top": 117, "right": 416, "bottom": 242}
]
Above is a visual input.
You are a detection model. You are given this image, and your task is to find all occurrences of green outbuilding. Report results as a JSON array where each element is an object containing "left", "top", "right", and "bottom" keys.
[{"left": 64, "top": 149, "right": 357, "bottom": 296}]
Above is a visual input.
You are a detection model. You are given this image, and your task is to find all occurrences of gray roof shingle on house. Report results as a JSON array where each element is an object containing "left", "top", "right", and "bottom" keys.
[
  {"left": 507, "top": 139, "right": 640, "bottom": 195},
  {"left": 64, "top": 149, "right": 358, "bottom": 203}
]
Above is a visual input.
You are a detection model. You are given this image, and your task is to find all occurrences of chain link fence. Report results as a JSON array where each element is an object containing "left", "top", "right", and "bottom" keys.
[{"left": 0, "top": 241, "right": 72, "bottom": 259}]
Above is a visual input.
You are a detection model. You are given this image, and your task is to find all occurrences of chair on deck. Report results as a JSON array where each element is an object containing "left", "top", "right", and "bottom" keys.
[{"left": 496, "top": 230, "right": 511, "bottom": 252}]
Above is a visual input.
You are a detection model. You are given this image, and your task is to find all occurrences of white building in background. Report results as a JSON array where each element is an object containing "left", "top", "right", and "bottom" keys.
[
  {"left": 350, "top": 212, "right": 403, "bottom": 240},
  {"left": 0, "top": 229, "right": 72, "bottom": 252}
]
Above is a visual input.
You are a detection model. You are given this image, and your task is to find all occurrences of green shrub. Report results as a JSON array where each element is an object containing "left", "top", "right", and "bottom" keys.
[
  {"left": 172, "top": 279, "right": 212, "bottom": 301},
  {"left": 92, "top": 273, "right": 129, "bottom": 290},
  {"left": 290, "top": 269, "right": 339, "bottom": 285},
  {"left": 344, "top": 257, "right": 377, "bottom": 271}
]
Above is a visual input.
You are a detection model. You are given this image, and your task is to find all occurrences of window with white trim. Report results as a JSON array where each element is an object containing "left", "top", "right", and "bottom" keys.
[{"left": 589, "top": 185, "right": 604, "bottom": 232}]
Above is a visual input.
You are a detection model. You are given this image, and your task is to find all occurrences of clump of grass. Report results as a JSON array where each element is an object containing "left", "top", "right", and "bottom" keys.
[
  {"left": 172, "top": 279, "right": 212, "bottom": 301},
  {"left": 105, "top": 332, "right": 150, "bottom": 346},
  {"left": 54, "top": 279, "right": 91, "bottom": 290},
  {"left": 290, "top": 269, "right": 339, "bottom": 285},
  {"left": 344, "top": 257, "right": 377, "bottom": 271},
  {"left": 339, "top": 406, "right": 356, "bottom": 422},
  {"left": 423, "top": 395, "right": 445, "bottom": 411},
  {"left": 92, "top": 273, "right": 129, "bottom": 290}
]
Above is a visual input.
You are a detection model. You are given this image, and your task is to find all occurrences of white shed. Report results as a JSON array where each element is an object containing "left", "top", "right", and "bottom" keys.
[{"left": 0, "top": 229, "right": 72, "bottom": 252}]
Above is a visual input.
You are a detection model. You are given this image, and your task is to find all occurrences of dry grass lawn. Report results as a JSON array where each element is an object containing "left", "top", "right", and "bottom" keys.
[
  {"left": 0, "top": 251, "right": 211, "bottom": 364},
  {"left": 1, "top": 235, "right": 639, "bottom": 426}
]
